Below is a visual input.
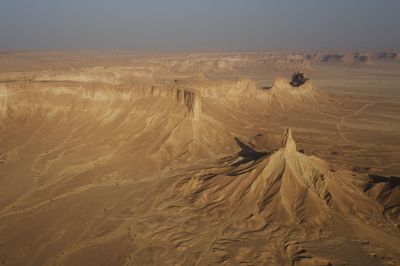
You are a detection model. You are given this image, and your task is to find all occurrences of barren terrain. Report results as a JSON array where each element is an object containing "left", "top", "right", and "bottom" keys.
[{"left": 0, "top": 51, "right": 399, "bottom": 265}]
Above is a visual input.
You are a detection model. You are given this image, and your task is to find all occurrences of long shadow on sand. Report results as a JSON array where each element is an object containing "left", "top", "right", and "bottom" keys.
[{"left": 233, "top": 137, "right": 269, "bottom": 167}]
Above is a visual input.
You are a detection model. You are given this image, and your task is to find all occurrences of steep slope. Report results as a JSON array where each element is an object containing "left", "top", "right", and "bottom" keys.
[
  {"left": 173, "top": 129, "right": 383, "bottom": 224},
  {"left": 0, "top": 81, "right": 209, "bottom": 211},
  {"left": 0, "top": 70, "right": 399, "bottom": 265},
  {"left": 364, "top": 174, "right": 400, "bottom": 218},
  {"left": 152, "top": 129, "right": 400, "bottom": 265}
]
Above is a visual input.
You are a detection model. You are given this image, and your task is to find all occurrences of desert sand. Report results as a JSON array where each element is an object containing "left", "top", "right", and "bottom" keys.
[{"left": 0, "top": 51, "right": 399, "bottom": 265}]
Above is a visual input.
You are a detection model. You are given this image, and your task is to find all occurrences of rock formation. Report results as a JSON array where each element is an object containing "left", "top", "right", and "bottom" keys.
[{"left": 174, "top": 129, "right": 384, "bottom": 225}]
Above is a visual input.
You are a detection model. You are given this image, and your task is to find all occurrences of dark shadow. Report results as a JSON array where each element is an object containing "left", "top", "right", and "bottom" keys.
[
  {"left": 364, "top": 174, "right": 400, "bottom": 192},
  {"left": 261, "top": 86, "right": 271, "bottom": 90},
  {"left": 233, "top": 137, "right": 269, "bottom": 166}
]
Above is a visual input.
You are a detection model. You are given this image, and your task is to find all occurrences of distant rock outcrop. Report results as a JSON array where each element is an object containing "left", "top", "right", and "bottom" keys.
[
  {"left": 309, "top": 51, "right": 372, "bottom": 65},
  {"left": 289, "top": 72, "right": 309, "bottom": 87}
]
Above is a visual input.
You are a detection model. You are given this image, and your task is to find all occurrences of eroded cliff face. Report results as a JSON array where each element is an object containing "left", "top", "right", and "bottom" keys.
[
  {"left": 1, "top": 82, "right": 202, "bottom": 121},
  {"left": 1, "top": 63, "right": 400, "bottom": 266},
  {"left": 0, "top": 70, "right": 340, "bottom": 204},
  {"left": 0, "top": 74, "right": 329, "bottom": 204},
  {"left": 0, "top": 80, "right": 204, "bottom": 197},
  {"left": 1, "top": 73, "right": 326, "bottom": 127}
]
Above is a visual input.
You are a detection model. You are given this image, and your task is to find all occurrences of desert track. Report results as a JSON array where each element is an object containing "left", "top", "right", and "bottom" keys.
[{"left": 336, "top": 101, "right": 376, "bottom": 142}]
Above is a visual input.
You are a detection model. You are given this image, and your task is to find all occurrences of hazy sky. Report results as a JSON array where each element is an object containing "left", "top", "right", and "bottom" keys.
[{"left": 1, "top": 0, "right": 399, "bottom": 52}]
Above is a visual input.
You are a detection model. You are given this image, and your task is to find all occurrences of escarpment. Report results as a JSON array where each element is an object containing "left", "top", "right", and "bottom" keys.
[
  {"left": 1, "top": 54, "right": 400, "bottom": 266},
  {"left": 1, "top": 71, "right": 329, "bottom": 124},
  {"left": 1, "top": 81, "right": 202, "bottom": 121}
]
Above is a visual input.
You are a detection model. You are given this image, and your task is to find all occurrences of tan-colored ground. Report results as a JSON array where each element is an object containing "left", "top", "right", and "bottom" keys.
[{"left": 0, "top": 51, "right": 399, "bottom": 265}]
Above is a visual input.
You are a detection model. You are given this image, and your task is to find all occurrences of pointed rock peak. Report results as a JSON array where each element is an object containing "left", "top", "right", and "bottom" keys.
[{"left": 281, "top": 129, "right": 297, "bottom": 152}]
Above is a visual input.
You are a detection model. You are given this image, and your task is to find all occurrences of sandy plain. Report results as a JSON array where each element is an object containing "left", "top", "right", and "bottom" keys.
[{"left": 0, "top": 51, "right": 399, "bottom": 265}]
